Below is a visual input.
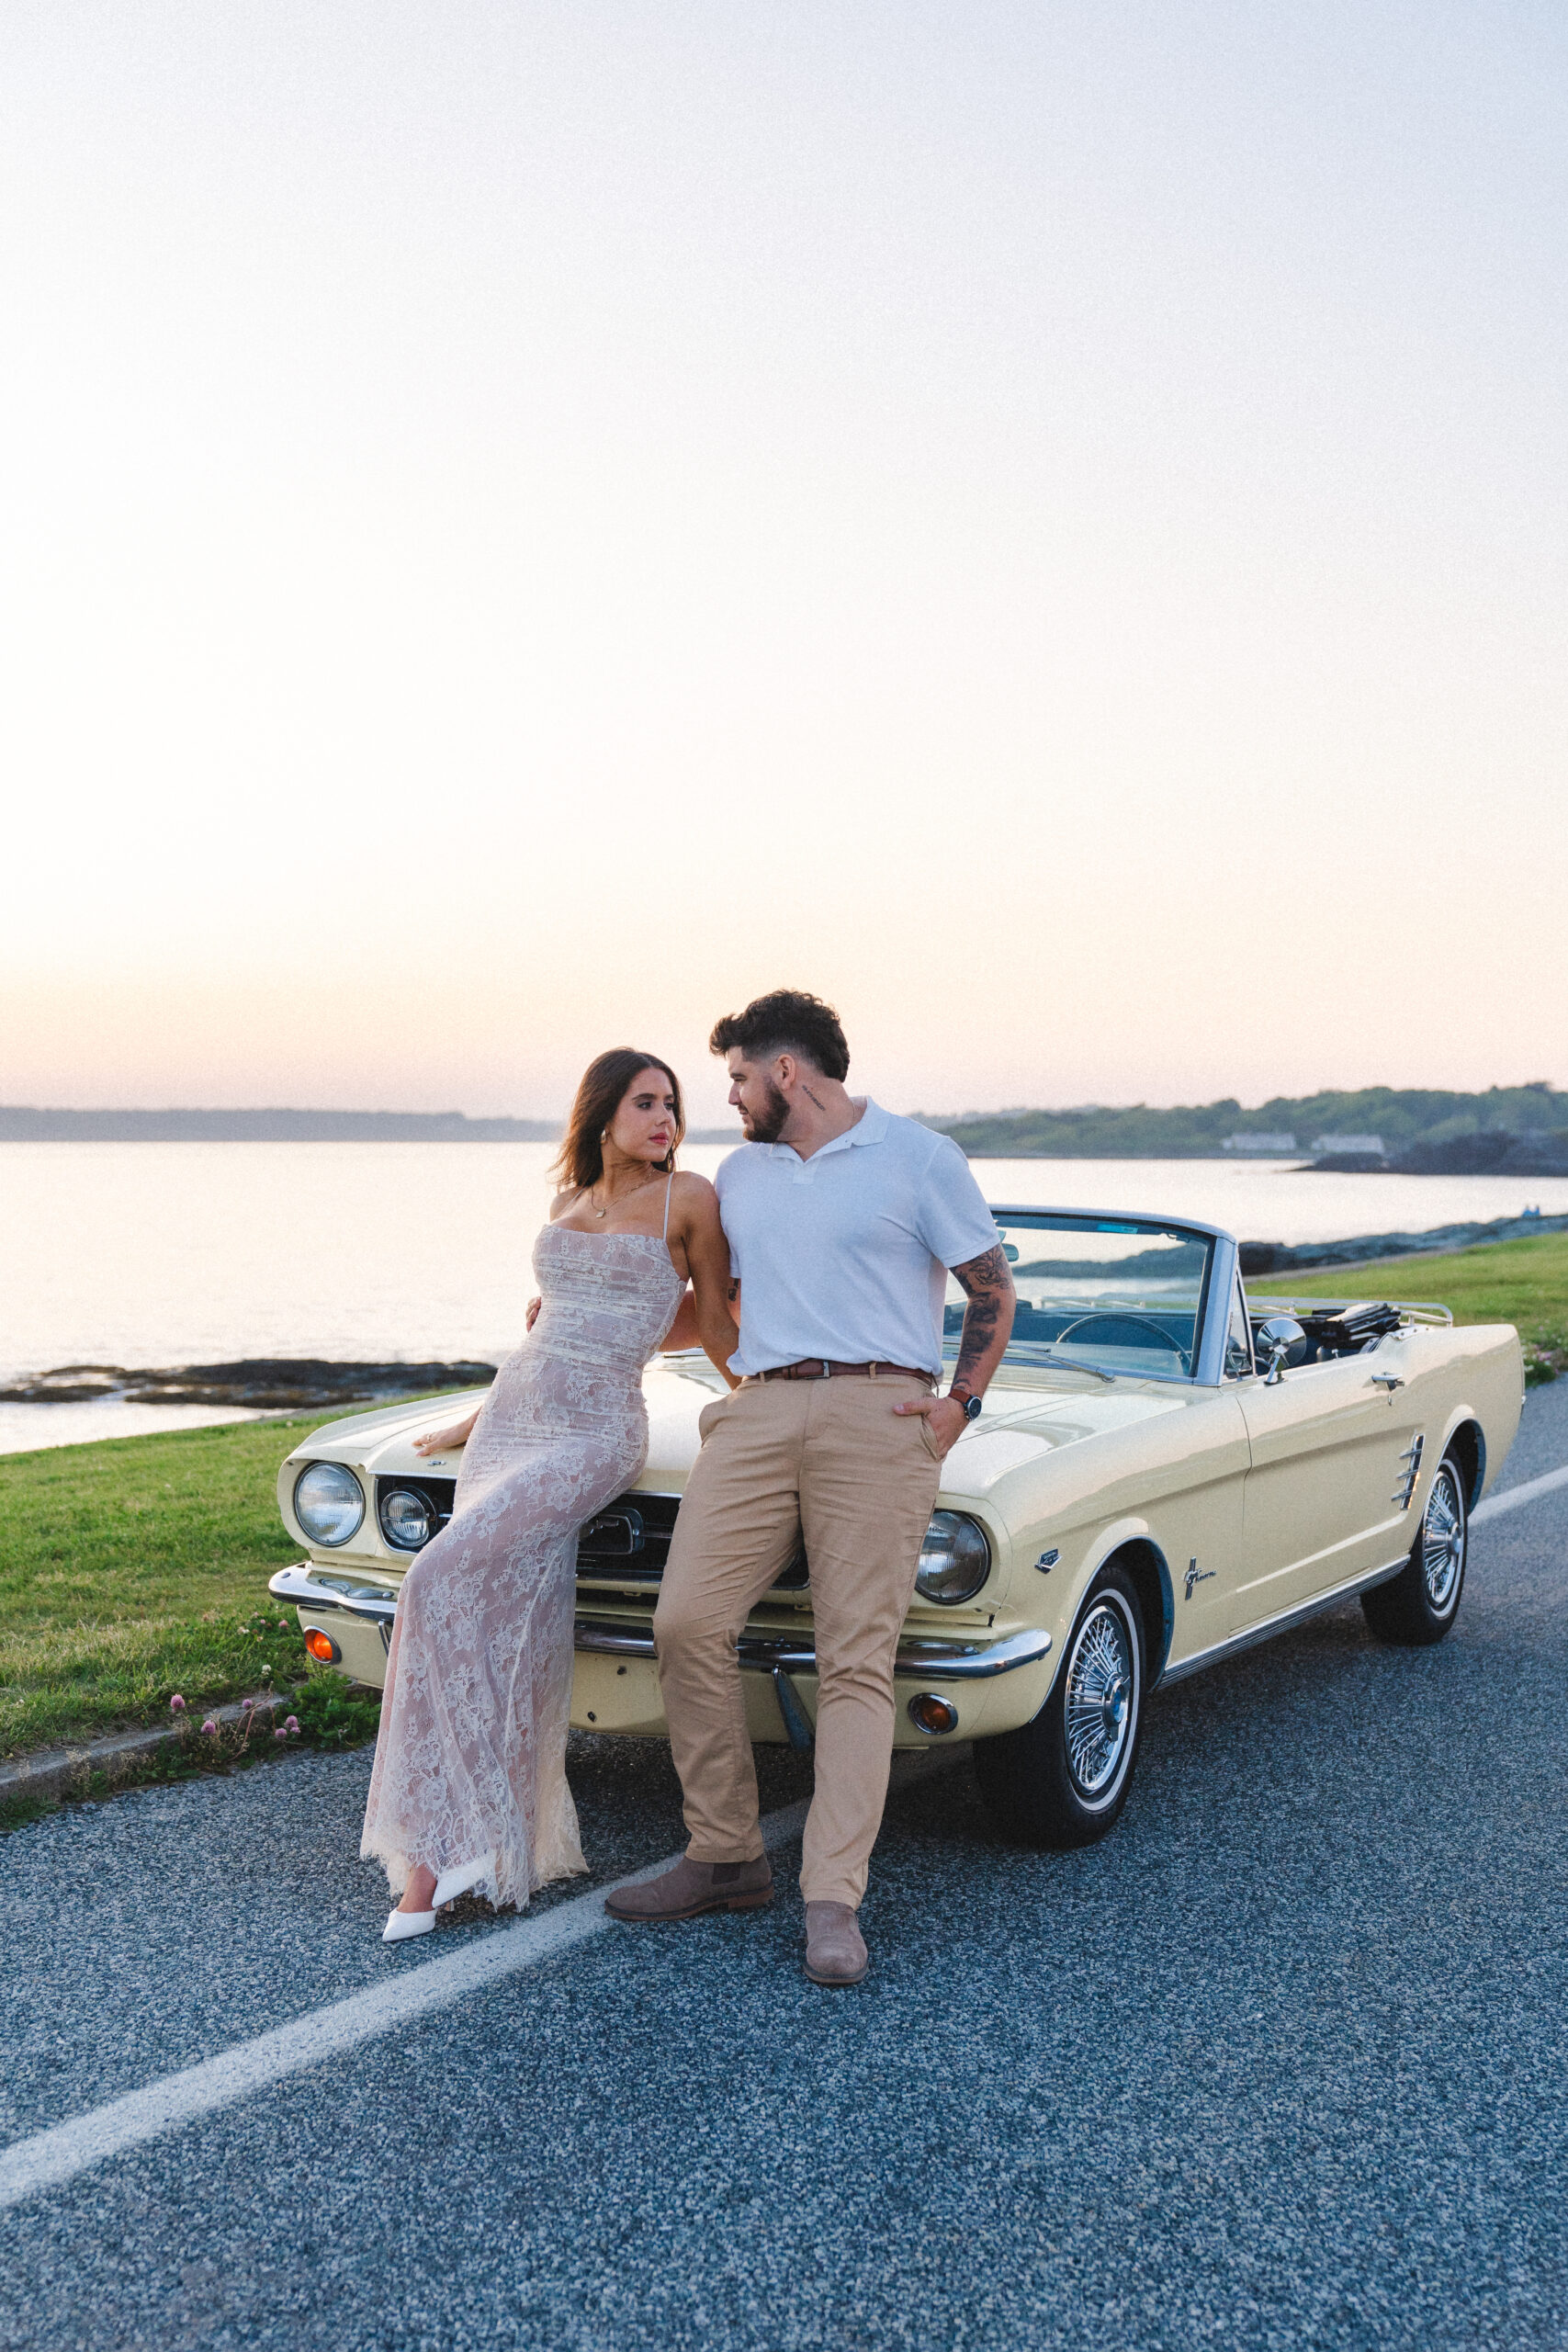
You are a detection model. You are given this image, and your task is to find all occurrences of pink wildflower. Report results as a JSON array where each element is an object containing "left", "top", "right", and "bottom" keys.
[
  {"left": 285, "top": 1716, "right": 300, "bottom": 1736},
  {"left": 201, "top": 1718, "right": 219, "bottom": 1736},
  {"left": 241, "top": 1697, "right": 254, "bottom": 1713},
  {"left": 169, "top": 1694, "right": 186, "bottom": 1713},
  {"left": 274, "top": 1726, "right": 288, "bottom": 1742}
]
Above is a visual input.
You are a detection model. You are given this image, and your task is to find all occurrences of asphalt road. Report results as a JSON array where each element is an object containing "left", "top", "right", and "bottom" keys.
[{"left": 4, "top": 1383, "right": 1566, "bottom": 2352}]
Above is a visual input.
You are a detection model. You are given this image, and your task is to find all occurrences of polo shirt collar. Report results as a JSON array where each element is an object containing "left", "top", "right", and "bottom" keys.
[{"left": 765, "top": 1097, "right": 889, "bottom": 1163}]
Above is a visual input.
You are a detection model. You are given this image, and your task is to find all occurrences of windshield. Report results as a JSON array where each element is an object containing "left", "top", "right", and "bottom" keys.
[{"left": 944, "top": 1213, "right": 1216, "bottom": 1383}]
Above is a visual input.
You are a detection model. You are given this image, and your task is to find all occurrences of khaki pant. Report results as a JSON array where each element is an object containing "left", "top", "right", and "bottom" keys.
[{"left": 652, "top": 1373, "right": 942, "bottom": 1907}]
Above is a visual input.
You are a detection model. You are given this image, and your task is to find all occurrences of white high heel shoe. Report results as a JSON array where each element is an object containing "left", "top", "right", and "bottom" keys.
[
  {"left": 432, "top": 1853, "right": 494, "bottom": 1909},
  {"left": 382, "top": 1906, "right": 436, "bottom": 1944}
]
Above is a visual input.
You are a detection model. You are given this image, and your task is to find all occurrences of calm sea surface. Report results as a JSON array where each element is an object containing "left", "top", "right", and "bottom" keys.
[{"left": 4, "top": 1141, "right": 1564, "bottom": 1453}]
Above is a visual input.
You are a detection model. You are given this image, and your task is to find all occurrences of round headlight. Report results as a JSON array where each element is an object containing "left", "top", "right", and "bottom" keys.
[
  {"left": 379, "top": 1487, "right": 434, "bottom": 1551},
  {"left": 293, "top": 1461, "right": 366, "bottom": 1547},
  {"left": 914, "top": 1510, "right": 991, "bottom": 1604}
]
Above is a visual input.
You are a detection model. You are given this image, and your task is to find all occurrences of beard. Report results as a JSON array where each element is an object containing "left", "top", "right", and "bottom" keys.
[{"left": 740, "top": 1078, "right": 791, "bottom": 1144}]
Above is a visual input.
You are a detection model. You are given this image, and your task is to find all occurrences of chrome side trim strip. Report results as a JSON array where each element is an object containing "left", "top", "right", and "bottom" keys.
[
  {"left": 573, "top": 1619, "right": 1052, "bottom": 1680},
  {"left": 1157, "top": 1555, "right": 1408, "bottom": 1686},
  {"left": 269, "top": 1565, "right": 398, "bottom": 1623}
]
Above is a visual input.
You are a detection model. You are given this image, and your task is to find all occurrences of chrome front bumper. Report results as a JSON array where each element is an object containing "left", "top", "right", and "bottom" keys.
[
  {"left": 270, "top": 1563, "right": 398, "bottom": 1637},
  {"left": 573, "top": 1618, "right": 1052, "bottom": 1680},
  {"left": 271, "top": 1566, "right": 1052, "bottom": 1683}
]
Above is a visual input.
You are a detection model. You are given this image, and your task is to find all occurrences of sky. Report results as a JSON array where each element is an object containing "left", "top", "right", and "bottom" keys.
[{"left": 1, "top": 1, "right": 1563, "bottom": 1127}]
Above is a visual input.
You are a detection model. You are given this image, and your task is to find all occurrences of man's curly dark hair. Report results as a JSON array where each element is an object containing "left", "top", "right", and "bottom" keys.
[{"left": 708, "top": 989, "right": 850, "bottom": 1081}]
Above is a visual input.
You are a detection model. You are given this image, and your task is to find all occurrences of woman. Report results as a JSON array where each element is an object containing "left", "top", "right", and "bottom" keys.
[{"left": 361, "top": 1049, "right": 739, "bottom": 1943}]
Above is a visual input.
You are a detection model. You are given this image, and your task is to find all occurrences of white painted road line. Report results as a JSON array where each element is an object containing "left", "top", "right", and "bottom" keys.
[
  {"left": 1472, "top": 1463, "right": 1568, "bottom": 1527},
  {"left": 0, "top": 1750, "right": 953, "bottom": 2214},
  {"left": 0, "top": 1796, "right": 811, "bottom": 2215}
]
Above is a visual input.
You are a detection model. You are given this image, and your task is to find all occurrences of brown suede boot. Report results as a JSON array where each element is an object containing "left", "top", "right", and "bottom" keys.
[
  {"left": 604, "top": 1853, "right": 773, "bottom": 1923},
  {"left": 804, "top": 1901, "right": 869, "bottom": 1985}
]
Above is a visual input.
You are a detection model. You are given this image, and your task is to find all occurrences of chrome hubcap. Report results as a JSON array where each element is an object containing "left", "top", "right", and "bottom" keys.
[
  {"left": 1065, "top": 1603, "right": 1135, "bottom": 1796},
  {"left": 1422, "top": 1467, "right": 1464, "bottom": 1611}
]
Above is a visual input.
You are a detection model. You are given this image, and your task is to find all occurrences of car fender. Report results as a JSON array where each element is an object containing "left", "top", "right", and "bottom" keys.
[
  {"left": 1056, "top": 1512, "right": 1175, "bottom": 1684},
  {"left": 1426, "top": 1331, "right": 1522, "bottom": 1509}
]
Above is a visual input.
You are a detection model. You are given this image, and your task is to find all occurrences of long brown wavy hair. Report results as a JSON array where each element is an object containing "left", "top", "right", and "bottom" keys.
[{"left": 551, "top": 1048, "right": 686, "bottom": 1194}]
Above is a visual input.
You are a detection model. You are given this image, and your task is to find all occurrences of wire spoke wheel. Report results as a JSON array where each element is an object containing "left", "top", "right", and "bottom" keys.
[
  {"left": 973, "top": 1560, "right": 1147, "bottom": 1849},
  {"left": 1362, "top": 1438, "right": 1472, "bottom": 1646},
  {"left": 1420, "top": 1463, "right": 1465, "bottom": 1613},
  {"left": 1063, "top": 1600, "right": 1135, "bottom": 1797}
]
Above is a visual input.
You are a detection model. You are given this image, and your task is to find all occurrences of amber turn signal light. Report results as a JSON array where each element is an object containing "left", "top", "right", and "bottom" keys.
[
  {"left": 907, "top": 1690, "right": 959, "bottom": 1736},
  {"left": 304, "top": 1627, "right": 340, "bottom": 1665}
]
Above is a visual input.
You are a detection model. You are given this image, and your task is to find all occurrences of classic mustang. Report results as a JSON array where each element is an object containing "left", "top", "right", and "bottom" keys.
[{"left": 271, "top": 1206, "right": 1522, "bottom": 1847}]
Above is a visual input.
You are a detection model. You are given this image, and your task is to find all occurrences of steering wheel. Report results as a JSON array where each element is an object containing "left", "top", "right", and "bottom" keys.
[{"left": 1055, "top": 1312, "right": 1190, "bottom": 1373}]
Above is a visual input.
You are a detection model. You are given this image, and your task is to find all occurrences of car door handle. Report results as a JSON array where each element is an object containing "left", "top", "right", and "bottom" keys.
[{"left": 1370, "top": 1373, "right": 1404, "bottom": 1393}]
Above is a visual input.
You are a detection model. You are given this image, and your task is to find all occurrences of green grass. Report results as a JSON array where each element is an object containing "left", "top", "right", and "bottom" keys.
[
  {"left": 1253, "top": 1229, "right": 1568, "bottom": 1383},
  {"left": 0, "top": 1416, "right": 371, "bottom": 1757}
]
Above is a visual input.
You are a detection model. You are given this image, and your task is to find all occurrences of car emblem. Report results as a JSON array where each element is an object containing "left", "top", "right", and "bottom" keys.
[
  {"left": 1034, "top": 1547, "right": 1059, "bottom": 1573},
  {"left": 1185, "top": 1557, "right": 1214, "bottom": 1600}
]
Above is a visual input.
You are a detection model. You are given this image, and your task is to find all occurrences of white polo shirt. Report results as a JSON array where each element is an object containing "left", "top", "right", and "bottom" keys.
[{"left": 715, "top": 1099, "right": 999, "bottom": 1378}]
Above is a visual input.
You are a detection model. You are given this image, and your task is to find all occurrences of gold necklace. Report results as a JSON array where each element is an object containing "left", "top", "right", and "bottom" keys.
[{"left": 591, "top": 1168, "right": 659, "bottom": 1219}]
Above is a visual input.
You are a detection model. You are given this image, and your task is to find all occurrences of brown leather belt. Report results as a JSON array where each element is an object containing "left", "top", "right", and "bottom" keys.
[{"left": 747, "top": 1359, "right": 935, "bottom": 1385}]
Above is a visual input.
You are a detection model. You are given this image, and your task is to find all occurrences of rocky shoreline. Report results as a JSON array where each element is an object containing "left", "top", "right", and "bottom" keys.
[
  {"left": 1313, "top": 1134, "right": 1568, "bottom": 1176},
  {"left": 0, "top": 1360, "right": 498, "bottom": 1410},
  {"left": 1235, "top": 1208, "right": 1568, "bottom": 1278}
]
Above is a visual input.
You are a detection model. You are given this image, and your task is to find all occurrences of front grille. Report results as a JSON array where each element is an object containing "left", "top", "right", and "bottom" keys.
[
  {"left": 576, "top": 1491, "right": 808, "bottom": 1589},
  {"left": 367, "top": 1477, "right": 809, "bottom": 1590}
]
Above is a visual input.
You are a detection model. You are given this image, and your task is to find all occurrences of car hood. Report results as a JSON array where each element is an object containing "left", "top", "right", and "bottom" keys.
[
  {"left": 290, "top": 1361, "right": 1191, "bottom": 1502},
  {"left": 639, "top": 1360, "right": 1191, "bottom": 1503},
  {"left": 283, "top": 1387, "right": 495, "bottom": 1473}
]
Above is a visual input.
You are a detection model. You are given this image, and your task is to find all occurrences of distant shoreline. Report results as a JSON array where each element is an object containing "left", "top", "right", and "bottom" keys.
[
  {"left": 3, "top": 1128, "right": 1562, "bottom": 1170},
  {"left": 0, "top": 1107, "right": 758, "bottom": 1145},
  {"left": 4, "top": 1119, "right": 1566, "bottom": 1172},
  {"left": 6, "top": 1084, "right": 1565, "bottom": 1165},
  {"left": 0, "top": 1108, "right": 561, "bottom": 1143}
]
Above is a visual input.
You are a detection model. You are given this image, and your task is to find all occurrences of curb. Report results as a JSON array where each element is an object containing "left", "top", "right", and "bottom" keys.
[{"left": 0, "top": 1690, "right": 294, "bottom": 1810}]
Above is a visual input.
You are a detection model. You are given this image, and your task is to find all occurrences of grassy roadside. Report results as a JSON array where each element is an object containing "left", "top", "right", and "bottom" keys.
[
  {"left": 0, "top": 1416, "right": 383, "bottom": 1757},
  {"left": 1252, "top": 1228, "right": 1568, "bottom": 1383}
]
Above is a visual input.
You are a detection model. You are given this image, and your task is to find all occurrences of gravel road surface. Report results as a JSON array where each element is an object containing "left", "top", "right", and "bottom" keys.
[{"left": 4, "top": 1384, "right": 1566, "bottom": 2351}]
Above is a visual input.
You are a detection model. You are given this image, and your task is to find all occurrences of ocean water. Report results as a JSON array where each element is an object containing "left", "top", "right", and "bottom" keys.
[{"left": 3, "top": 1140, "right": 1563, "bottom": 1453}]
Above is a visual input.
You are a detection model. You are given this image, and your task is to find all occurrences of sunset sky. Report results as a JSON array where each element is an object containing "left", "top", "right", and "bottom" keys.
[{"left": 2, "top": 3, "right": 1563, "bottom": 1127}]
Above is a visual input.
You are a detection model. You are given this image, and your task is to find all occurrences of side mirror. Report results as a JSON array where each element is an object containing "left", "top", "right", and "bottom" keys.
[{"left": 1255, "top": 1316, "right": 1306, "bottom": 1386}]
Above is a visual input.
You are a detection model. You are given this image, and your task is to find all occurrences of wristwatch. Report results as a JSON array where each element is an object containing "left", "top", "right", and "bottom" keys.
[{"left": 947, "top": 1385, "right": 983, "bottom": 1421}]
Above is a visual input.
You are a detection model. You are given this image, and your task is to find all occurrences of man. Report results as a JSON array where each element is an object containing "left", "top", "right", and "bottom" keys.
[{"left": 607, "top": 989, "right": 1015, "bottom": 1984}]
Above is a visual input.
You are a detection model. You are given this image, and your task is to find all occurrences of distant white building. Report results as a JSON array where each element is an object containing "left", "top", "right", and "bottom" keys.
[
  {"left": 1222, "top": 1133, "right": 1298, "bottom": 1154},
  {"left": 1311, "top": 1135, "right": 1384, "bottom": 1158}
]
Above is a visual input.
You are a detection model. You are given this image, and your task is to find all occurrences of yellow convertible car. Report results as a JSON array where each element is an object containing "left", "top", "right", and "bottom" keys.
[{"left": 271, "top": 1206, "right": 1522, "bottom": 1848}]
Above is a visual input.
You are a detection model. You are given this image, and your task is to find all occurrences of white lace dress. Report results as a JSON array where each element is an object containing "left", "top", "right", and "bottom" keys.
[{"left": 361, "top": 1215, "right": 683, "bottom": 1910}]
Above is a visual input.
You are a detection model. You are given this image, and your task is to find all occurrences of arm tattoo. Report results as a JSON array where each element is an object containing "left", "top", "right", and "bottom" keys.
[{"left": 950, "top": 1244, "right": 1016, "bottom": 1391}]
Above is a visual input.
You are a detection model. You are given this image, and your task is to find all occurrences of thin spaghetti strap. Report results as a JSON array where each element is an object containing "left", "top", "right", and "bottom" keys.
[{"left": 662, "top": 1170, "right": 674, "bottom": 1242}]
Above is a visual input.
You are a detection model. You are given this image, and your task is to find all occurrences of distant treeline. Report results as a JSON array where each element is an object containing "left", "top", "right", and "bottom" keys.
[
  {"left": 919, "top": 1085, "right": 1568, "bottom": 1160},
  {"left": 6, "top": 1084, "right": 1566, "bottom": 1159},
  {"left": 0, "top": 1106, "right": 560, "bottom": 1143}
]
